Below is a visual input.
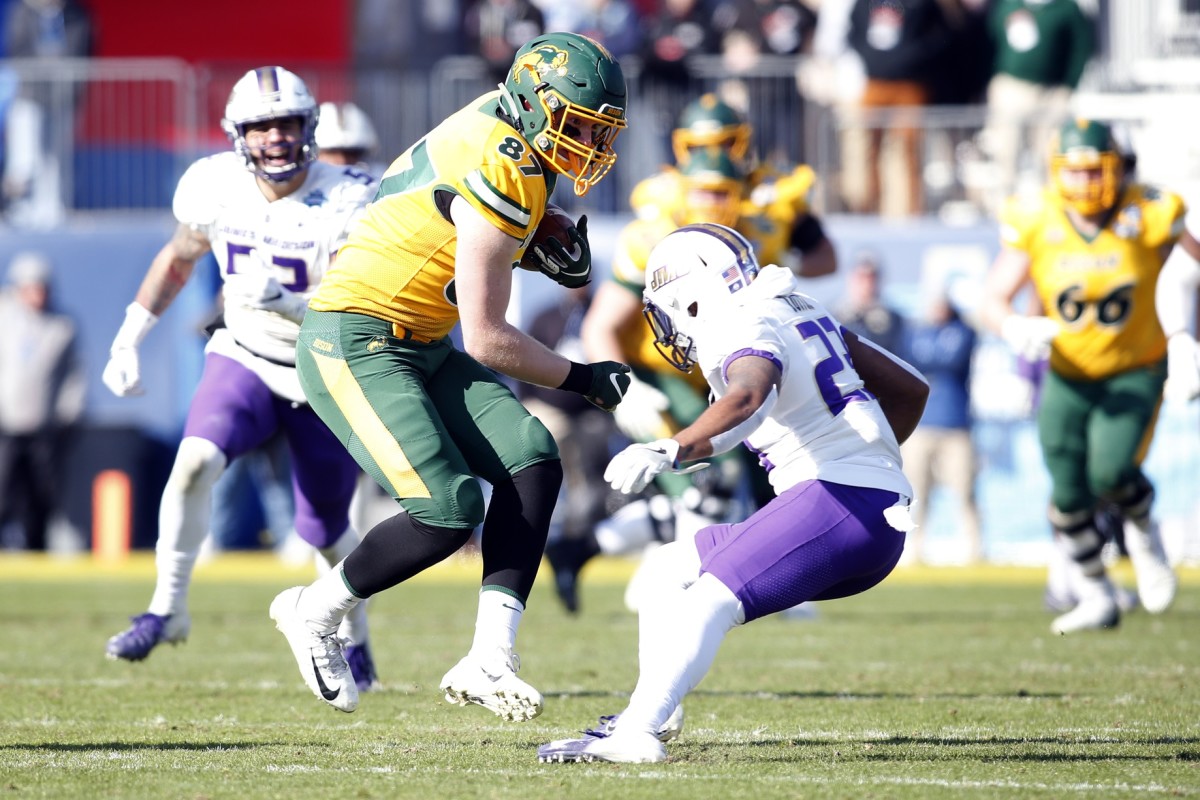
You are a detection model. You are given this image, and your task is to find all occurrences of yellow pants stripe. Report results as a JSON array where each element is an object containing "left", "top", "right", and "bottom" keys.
[{"left": 311, "top": 349, "right": 432, "bottom": 499}]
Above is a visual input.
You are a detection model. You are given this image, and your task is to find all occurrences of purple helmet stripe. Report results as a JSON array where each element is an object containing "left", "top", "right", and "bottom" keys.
[
  {"left": 255, "top": 67, "right": 280, "bottom": 97},
  {"left": 675, "top": 223, "right": 758, "bottom": 282}
]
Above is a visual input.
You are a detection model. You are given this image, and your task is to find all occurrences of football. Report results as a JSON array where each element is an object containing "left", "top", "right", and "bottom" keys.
[{"left": 519, "top": 204, "right": 577, "bottom": 271}]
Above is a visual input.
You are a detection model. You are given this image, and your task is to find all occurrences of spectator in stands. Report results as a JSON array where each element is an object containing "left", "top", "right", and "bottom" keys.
[
  {"left": 899, "top": 285, "right": 983, "bottom": 564},
  {"left": 835, "top": 250, "right": 906, "bottom": 355},
  {"left": 846, "top": 0, "right": 956, "bottom": 216},
  {"left": 979, "top": 0, "right": 1095, "bottom": 207},
  {"left": 637, "top": 0, "right": 724, "bottom": 140},
  {"left": 542, "top": 0, "right": 643, "bottom": 59},
  {"left": 712, "top": 0, "right": 818, "bottom": 162},
  {"left": 0, "top": 251, "right": 84, "bottom": 551},
  {"left": 2, "top": 0, "right": 94, "bottom": 228},
  {"left": 463, "top": 0, "right": 546, "bottom": 84}
]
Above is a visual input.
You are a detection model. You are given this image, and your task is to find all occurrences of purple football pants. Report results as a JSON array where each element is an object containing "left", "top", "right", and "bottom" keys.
[
  {"left": 182, "top": 352, "right": 360, "bottom": 549},
  {"left": 695, "top": 479, "right": 906, "bottom": 622}
]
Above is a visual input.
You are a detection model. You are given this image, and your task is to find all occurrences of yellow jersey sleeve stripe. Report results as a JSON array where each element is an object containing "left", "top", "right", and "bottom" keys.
[
  {"left": 464, "top": 170, "right": 531, "bottom": 229},
  {"left": 311, "top": 349, "right": 432, "bottom": 500}
]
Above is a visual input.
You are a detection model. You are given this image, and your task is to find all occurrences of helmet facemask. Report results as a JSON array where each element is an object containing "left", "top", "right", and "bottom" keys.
[
  {"left": 534, "top": 92, "right": 624, "bottom": 196},
  {"left": 672, "top": 94, "right": 752, "bottom": 166},
  {"left": 1050, "top": 120, "right": 1124, "bottom": 216}
]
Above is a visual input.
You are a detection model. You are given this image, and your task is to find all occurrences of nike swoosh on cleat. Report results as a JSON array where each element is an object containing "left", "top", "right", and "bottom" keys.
[{"left": 311, "top": 655, "right": 340, "bottom": 701}]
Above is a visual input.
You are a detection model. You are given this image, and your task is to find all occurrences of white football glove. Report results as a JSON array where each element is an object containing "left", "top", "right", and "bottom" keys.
[
  {"left": 223, "top": 270, "right": 308, "bottom": 324},
  {"left": 102, "top": 346, "right": 144, "bottom": 396},
  {"left": 102, "top": 302, "right": 158, "bottom": 397},
  {"left": 1165, "top": 332, "right": 1200, "bottom": 403},
  {"left": 604, "top": 438, "right": 709, "bottom": 495},
  {"left": 612, "top": 376, "right": 671, "bottom": 442},
  {"left": 1000, "top": 314, "right": 1061, "bottom": 361}
]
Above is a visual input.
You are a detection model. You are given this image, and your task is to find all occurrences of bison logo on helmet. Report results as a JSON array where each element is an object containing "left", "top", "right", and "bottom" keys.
[{"left": 512, "top": 45, "right": 569, "bottom": 85}]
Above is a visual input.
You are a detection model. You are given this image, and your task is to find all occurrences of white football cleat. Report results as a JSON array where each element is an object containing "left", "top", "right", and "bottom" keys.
[
  {"left": 269, "top": 587, "right": 358, "bottom": 713},
  {"left": 1123, "top": 521, "right": 1177, "bottom": 614},
  {"left": 440, "top": 646, "right": 543, "bottom": 721},
  {"left": 1050, "top": 581, "right": 1119, "bottom": 635},
  {"left": 588, "top": 704, "right": 685, "bottom": 742},
  {"left": 584, "top": 730, "right": 668, "bottom": 763}
]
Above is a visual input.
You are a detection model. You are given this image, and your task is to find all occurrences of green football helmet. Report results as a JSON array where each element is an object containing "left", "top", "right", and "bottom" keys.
[
  {"left": 1050, "top": 118, "right": 1124, "bottom": 215},
  {"left": 672, "top": 93, "right": 752, "bottom": 167},
  {"left": 676, "top": 147, "right": 746, "bottom": 227},
  {"left": 500, "top": 32, "right": 628, "bottom": 198}
]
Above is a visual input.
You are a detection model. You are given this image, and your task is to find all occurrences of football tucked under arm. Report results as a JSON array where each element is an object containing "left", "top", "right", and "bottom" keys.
[{"left": 519, "top": 204, "right": 591, "bottom": 288}]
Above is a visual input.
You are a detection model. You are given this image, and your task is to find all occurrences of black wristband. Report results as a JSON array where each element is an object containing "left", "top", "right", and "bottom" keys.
[{"left": 558, "top": 361, "right": 593, "bottom": 395}]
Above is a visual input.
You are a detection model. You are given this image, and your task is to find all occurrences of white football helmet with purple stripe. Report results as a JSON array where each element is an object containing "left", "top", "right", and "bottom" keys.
[
  {"left": 221, "top": 66, "right": 319, "bottom": 183},
  {"left": 642, "top": 223, "right": 761, "bottom": 372}
]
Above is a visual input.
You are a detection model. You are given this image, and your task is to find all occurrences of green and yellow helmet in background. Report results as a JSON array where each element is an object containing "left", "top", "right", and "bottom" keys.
[
  {"left": 672, "top": 93, "right": 752, "bottom": 167},
  {"left": 500, "top": 32, "right": 628, "bottom": 197},
  {"left": 676, "top": 146, "right": 746, "bottom": 228},
  {"left": 1049, "top": 118, "right": 1124, "bottom": 215}
]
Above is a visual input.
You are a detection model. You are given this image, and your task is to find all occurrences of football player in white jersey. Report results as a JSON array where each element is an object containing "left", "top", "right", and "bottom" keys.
[
  {"left": 101, "top": 66, "right": 381, "bottom": 693},
  {"left": 538, "top": 224, "right": 929, "bottom": 764}
]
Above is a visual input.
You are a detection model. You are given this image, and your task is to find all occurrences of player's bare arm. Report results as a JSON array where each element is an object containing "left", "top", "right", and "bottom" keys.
[
  {"left": 451, "top": 195, "right": 577, "bottom": 388},
  {"left": 979, "top": 245, "right": 1032, "bottom": 334},
  {"left": 580, "top": 280, "right": 642, "bottom": 363},
  {"left": 133, "top": 223, "right": 210, "bottom": 316},
  {"left": 845, "top": 330, "right": 929, "bottom": 444},
  {"left": 674, "top": 355, "right": 781, "bottom": 462}
]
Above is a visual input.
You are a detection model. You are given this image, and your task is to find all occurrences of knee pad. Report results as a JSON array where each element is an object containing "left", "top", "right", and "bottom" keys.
[{"left": 427, "top": 473, "right": 486, "bottom": 529}]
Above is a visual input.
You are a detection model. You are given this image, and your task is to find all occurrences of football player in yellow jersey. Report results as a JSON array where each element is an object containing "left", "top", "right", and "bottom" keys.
[
  {"left": 981, "top": 119, "right": 1183, "bottom": 635},
  {"left": 547, "top": 146, "right": 837, "bottom": 614},
  {"left": 269, "top": 32, "right": 633, "bottom": 721},
  {"left": 629, "top": 92, "right": 827, "bottom": 236}
]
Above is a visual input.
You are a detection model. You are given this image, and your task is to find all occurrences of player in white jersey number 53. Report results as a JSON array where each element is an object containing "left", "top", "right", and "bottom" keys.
[{"left": 101, "top": 66, "right": 381, "bottom": 698}]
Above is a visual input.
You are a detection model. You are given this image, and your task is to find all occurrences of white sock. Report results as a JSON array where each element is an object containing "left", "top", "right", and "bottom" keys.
[
  {"left": 298, "top": 565, "right": 362, "bottom": 635},
  {"left": 635, "top": 541, "right": 701, "bottom": 664},
  {"left": 621, "top": 572, "right": 742, "bottom": 737},
  {"left": 147, "top": 438, "right": 226, "bottom": 617},
  {"left": 316, "top": 528, "right": 369, "bottom": 645},
  {"left": 469, "top": 589, "right": 523, "bottom": 656}
]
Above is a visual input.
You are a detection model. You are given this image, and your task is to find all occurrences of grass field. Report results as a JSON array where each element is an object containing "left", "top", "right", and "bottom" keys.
[{"left": 0, "top": 553, "right": 1197, "bottom": 799}]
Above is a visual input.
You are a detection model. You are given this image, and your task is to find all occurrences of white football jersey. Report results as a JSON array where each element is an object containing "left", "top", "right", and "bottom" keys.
[
  {"left": 173, "top": 152, "right": 375, "bottom": 381},
  {"left": 695, "top": 266, "right": 912, "bottom": 498}
]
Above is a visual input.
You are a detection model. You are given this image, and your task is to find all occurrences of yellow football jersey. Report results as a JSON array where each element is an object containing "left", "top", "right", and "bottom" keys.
[
  {"left": 311, "top": 90, "right": 553, "bottom": 340},
  {"left": 739, "top": 164, "right": 815, "bottom": 267},
  {"left": 628, "top": 167, "right": 683, "bottom": 222},
  {"left": 999, "top": 184, "right": 1186, "bottom": 381}
]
